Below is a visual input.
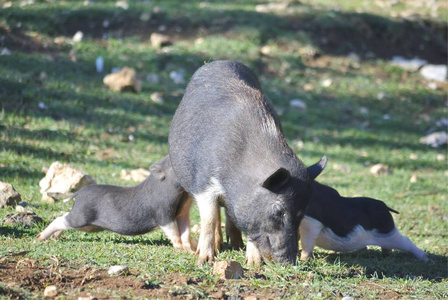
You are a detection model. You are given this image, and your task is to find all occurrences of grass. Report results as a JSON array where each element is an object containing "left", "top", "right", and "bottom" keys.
[{"left": 1, "top": 0, "right": 447, "bottom": 298}]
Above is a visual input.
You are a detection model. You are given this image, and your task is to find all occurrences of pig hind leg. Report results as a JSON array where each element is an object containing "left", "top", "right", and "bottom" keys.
[
  {"left": 299, "top": 216, "right": 323, "bottom": 261},
  {"left": 36, "top": 215, "right": 73, "bottom": 241},
  {"left": 194, "top": 180, "right": 223, "bottom": 265},
  {"left": 374, "top": 228, "right": 429, "bottom": 262}
]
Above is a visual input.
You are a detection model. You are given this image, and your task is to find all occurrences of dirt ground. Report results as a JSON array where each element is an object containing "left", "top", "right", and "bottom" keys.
[{"left": 0, "top": 255, "right": 281, "bottom": 299}]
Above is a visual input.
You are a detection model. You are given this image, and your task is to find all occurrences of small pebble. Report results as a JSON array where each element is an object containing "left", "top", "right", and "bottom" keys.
[
  {"left": 108, "top": 265, "right": 129, "bottom": 275},
  {"left": 44, "top": 285, "right": 58, "bottom": 297}
]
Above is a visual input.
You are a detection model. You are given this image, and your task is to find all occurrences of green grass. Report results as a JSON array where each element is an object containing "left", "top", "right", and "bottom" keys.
[{"left": 1, "top": 0, "right": 447, "bottom": 298}]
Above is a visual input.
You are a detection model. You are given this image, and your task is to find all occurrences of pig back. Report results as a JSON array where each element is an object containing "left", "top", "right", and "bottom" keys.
[{"left": 169, "top": 60, "right": 307, "bottom": 194}]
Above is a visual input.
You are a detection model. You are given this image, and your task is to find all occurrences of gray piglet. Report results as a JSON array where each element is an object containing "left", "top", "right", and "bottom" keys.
[{"left": 36, "top": 156, "right": 195, "bottom": 252}]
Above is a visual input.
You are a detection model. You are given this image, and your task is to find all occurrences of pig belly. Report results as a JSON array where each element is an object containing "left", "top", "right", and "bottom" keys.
[{"left": 315, "top": 226, "right": 394, "bottom": 252}]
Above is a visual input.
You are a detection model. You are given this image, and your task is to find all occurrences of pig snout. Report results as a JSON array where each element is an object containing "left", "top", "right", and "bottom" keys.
[
  {"left": 256, "top": 233, "right": 298, "bottom": 265},
  {"left": 271, "top": 234, "right": 298, "bottom": 265}
]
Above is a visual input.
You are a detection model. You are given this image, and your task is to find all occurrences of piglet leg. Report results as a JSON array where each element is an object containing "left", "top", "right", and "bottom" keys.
[
  {"left": 299, "top": 216, "right": 323, "bottom": 261},
  {"left": 374, "top": 228, "right": 429, "bottom": 262},
  {"left": 160, "top": 222, "right": 183, "bottom": 250},
  {"left": 176, "top": 197, "right": 195, "bottom": 252},
  {"left": 36, "top": 215, "right": 73, "bottom": 241},
  {"left": 226, "top": 212, "right": 244, "bottom": 250}
]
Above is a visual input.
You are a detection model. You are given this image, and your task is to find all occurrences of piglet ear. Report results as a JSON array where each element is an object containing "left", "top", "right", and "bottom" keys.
[
  {"left": 149, "top": 163, "right": 166, "bottom": 181},
  {"left": 262, "top": 168, "right": 290, "bottom": 191},
  {"left": 307, "top": 156, "right": 327, "bottom": 180}
]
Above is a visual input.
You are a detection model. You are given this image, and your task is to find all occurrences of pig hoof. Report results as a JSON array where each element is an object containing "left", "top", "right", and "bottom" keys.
[
  {"left": 420, "top": 253, "right": 430, "bottom": 263},
  {"left": 173, "top": 243, "right": 183, "bottom": 250},
  {"left": 300, "top": 254, "right": 313, "bottom": 262},
  {"left": 197, "top": 254, "right": 214, "bottom": 266},
  {"left": 35, "top": 234, "right": 44, "bottom": 242}
]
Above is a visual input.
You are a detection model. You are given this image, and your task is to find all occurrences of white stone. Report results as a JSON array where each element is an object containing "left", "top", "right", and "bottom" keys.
[
  {"left": 290, "top": 99, "right": 307, "bottom": 111},
  {"left": 390, "top": 56, "right": 427, "bottom": 71},
  {"left": 72, "top": 31, "right": 84, "bottom": 43},
  {"left": 44, "top": 285, "right": 58, "bottom": 297},
  {"left": 146, "top": 73, "right": 159, "bottom": 84},
  {"left": 359, "top": 107, "right": 369, "bottom": 115},
  {"left": 169, "top": 71, "right": 185, "bottom": 84},
  {"left": 108, "top": 265, "right": 129, "bottom": 275},
  {"left": 95, "top": 56, "right": 104, "bottom": 73},
  {"left": 321, "top": 79, "right": 332, "bottom": 87},
  {"left": 115, "top": 0, "right": 129, "bottom": 10},
  {"left": 150, "top": 92, "right": 164, "bottom": 104},
  {"left": 420, "top": 65, "right": 447, "bottom": 82},
  {"left": 419, "top": 132, "right": 447, "bottom": 148},
  {"left": 1, "top": 48, "right": 11, "bottom": 55}
]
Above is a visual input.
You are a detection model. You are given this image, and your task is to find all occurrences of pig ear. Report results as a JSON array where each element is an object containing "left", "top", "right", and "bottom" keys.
[
  {"left": 307, "top": 156, "right": 327, "bottom": 180},
  {"left": 149, "top": 163, "right": 166, "bottom": 181},
  {"left": 262, "top": 168, "right": 291, "bottom": 191}
]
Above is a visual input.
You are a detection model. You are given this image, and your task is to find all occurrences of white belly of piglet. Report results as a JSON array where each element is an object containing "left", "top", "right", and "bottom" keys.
[{"left": 315, "top": 225, "right": 395, "bottom": 252}]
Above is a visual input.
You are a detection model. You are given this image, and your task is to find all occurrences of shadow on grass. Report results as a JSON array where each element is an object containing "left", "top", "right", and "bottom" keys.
[
  {"left": 68, "top": 233, "right": 173, "bottom": 247},
  {"left": 0, "top": 226, "right": 29, "bottom": 238},
  {"left": 320, "top": 248, "right": 448, "bottom": 281},
  {"left": 0, "top": 2, "right": 446, "bottom": 62}
]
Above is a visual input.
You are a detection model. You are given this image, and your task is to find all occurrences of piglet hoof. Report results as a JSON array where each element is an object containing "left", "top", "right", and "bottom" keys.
[
  {"left": 300, "top": 254, "right": 313, "bottom": 262},
  {"left": 187, "top": 237, "right": 198, "bottom": 252},
  {"left": 420, "top": 253, "right": 430, "bottom": 263},
  {"left": 173, "top": 243, "right": 184, "bottom": 251},
  {"left": 381, "top": 248, "right": 392, "bottom": 257},
  {"left": 34, "top": 234, "right": 44, "bottom": 242}
]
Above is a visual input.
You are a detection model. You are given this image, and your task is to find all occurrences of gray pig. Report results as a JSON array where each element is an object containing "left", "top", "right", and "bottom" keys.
[
  {"left": 36, "top": 156, "right": 195, "bottom": 252},
  {"left": 299, "top": 181, "right": 429, "bottom": 261},
  {"left": 169, "top": 60, "right": 326, "bottom": 265}
]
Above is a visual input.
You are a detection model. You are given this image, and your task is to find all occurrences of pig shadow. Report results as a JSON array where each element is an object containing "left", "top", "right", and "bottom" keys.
[
  {"left": 72, "top": 234, "right": 173, "bottom": 247},
  {"left": 0, "top": 226, "right": 28, "bottom": 238},
  {"left": 318, "top": 248, "right": 447, "bottom": 281}
]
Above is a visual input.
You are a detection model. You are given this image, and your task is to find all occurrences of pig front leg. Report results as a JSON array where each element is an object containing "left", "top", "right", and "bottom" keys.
[
  {"left": 36, "top": 214, "right": 73, "bottom": 241},
  {"left": 246, "top": 238, "right": 263, "bottom": 266},
  {"left": 299, "top": 216, "right": 323, "bottom": 261}
]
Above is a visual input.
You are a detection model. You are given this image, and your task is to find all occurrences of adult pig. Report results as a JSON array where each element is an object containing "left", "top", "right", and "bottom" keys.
[
  {"left": 36, "top": 156, "right": 195, "bottom": 252},
  {"left": 169, "top": 60, "right": 326, "bottom": 265}
]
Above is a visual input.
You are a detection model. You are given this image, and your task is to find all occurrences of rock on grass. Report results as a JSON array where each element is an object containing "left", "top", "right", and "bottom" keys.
[
  {"left": 370, "top": 164, "right": 391, "bottom": 176},
  {"left": 213, "top": 261, "right": 244, "bottom": 280},
  {"left": 103, "top": 67, "right": 142, "bottom": 93},
  {"left": 44, "top": 285, "right": 58, "bottom": 297},
  {"left": 0, "top": 181, "right": 21, "bottom": 208},
  {"left": 39, "top": 161, "right": 95, "bottom": 202}
]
